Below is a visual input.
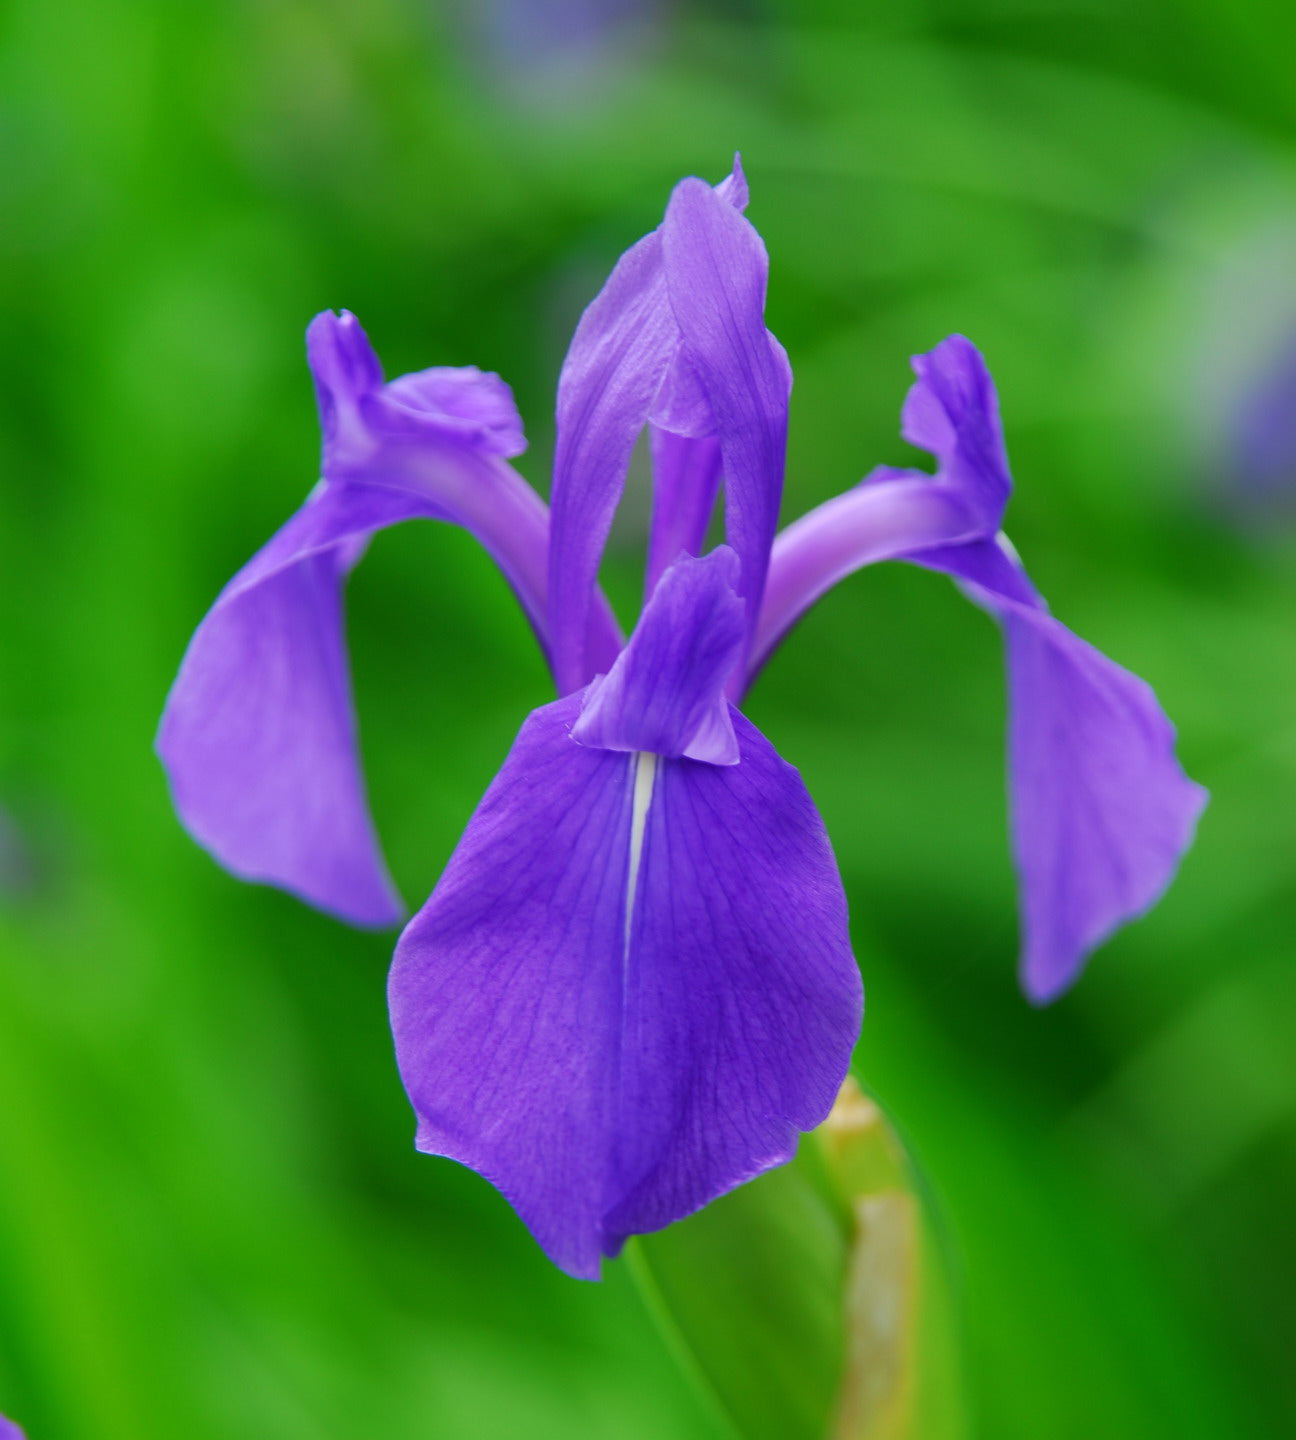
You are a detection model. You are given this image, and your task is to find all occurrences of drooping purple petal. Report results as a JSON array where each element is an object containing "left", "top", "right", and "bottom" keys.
[
  {"left": 661, "top": 179, "right": 790, "bottom": 670},
  {"left": 753, "top": 333, "right": 1206, "bottom": 997},
  {"left": 388, "top": 695, "right": 860, "bottom": 1278},
  {"left": 547, "top": 160, "right": 746, "bottom": 695},
  {"left": 574, "top": 547, "right": 744, "bottom": 764},
  {"left": 604, "top": 713, "right": 861, "bottom": 1251},
  {"left": 911, "top": 538, "right": 1208, "bottom": 1002},
  {"left": 158, "top": 312, "right": 562, "bottom": 926},
  {"left": 391, "top": 697, "right": 628, "bottom": 1278},
  {"left": 160, "top": 486, "right": 429, "bottom": 925}
]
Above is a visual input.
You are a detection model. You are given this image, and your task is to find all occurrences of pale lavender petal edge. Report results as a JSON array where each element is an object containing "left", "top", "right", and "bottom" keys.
[{"left": 548, "top": 226, "right": 678, "bottom": 694}]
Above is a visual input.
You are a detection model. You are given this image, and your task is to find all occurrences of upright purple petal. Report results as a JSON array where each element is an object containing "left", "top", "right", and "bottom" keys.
[
  {"left": 911, "top": 539, "right": 1208, "bottom": 1002},
  {"left": 548, "top": 228, "right": 677, "bottom": 695},
  {"left": 753, "top": 334, "right": 1206, "bottom": 996},
  {"left": 389, "top": 696, "right": 860, "bottom": 1278},
  {"left": 644, "top": 343, "right": 726, "bottom": 599},
  {"left": 547, "top": 160, "right": 746, "bottom": 695},
  {"left": 643, "top": 161, "right": 749, "bottom": 601},
  {"left": 573, "top": 548, "right": 744, "bottom": 764},
  {"left": 645, "top": 428, "right": 723, "bottom": 593},
  {"left": 0, "top": 1414, "right": 25, "bottom": 1440},
  {"left": 159, "top": 313, "right": 558, "bottom": 926},
  {"left": 662, "top": 179, "right": 790, "bottom": 669}
]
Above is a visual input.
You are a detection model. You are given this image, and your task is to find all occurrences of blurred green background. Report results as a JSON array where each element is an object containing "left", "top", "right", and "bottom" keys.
[{"left": 3, "top": 0, "right": 1296, "bottom": 1435}]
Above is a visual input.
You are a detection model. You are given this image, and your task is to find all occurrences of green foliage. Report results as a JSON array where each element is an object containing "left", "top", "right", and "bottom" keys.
[
  {"left": 633, "top": 1080, "right": 965, "bottom": 1440},
  {"left": 631, "top": 1140, "right": 847, "bottom": 1440}
]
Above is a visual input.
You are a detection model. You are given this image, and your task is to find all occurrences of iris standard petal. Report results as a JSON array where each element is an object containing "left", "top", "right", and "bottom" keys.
[
  {"left": 547, "top": 159, "right": 746, "bottom": 696},
  {"left": 548, "top": 226, "right": 677, "bottom": 695},
  {"left": 573, "top": 547, "right": 744, "bottom": 764},
  {"left": 642, "top": 161, "right": 748, "bottom": 592},
  {"left": 388, "top": 696, "right": 860, "bottom": 1279},
  {"left": 911, "top": 538, "right": 1208, "bottom": 1002},
  {"left": 645, "top": 426, "right": 723, "bottom": 597},
  {"left": 662, "top": 178, "right": 790, "bottom": 666},
  {"left": 158, "top": 314, "right": 562, "bottom": 926}
]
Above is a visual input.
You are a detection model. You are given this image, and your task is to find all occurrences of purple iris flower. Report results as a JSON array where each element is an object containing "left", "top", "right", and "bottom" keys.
[{"left": 158, "top": 158, "right": 1205, "bottom": 1278}]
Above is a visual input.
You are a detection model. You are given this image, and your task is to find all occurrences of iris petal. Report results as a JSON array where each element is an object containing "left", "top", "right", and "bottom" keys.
[
  {"left": 754, "top": 467, "right": 981, "bottom": 673},
  {"left": 573, "top": 547, "right": 745, "bottom": 765},
  {"left": 912, "top": 539, "right": 1208, "bottom": 1002},
  {"left": 901, "top": 333, "right": 1011, "bottom": 531},
  {"left": 389, "top": 696, "right": 860, "bottom": 1278},
  {"left": 643, "top": 162, "right": 749, "bottom": 593},
  {"left": 158, "top": 313, "right": 563, "bottom": 926},
  {"left": 662, "top": 179, "right": 791, "bottom": 669},
  {"left": 547, "top": 160, "right": 747, "bottom": 695},
  {"left": 604, "top": 712, "right": 861, "bottom": 1250},
  {"left": 754, "top": 334, "right": 1206, "bottom": 996},
  {"left": 548, "top": 227, "right": 679, "bottom": 694},
  {"left": 160, "top": 485, "right": 420, "bottom": 926},
  {"left": 756, "top": 335, "right": 1009, "bottom": 668},
  {"left": 645, "top": 429, "right": 723, "bottom": 596}
]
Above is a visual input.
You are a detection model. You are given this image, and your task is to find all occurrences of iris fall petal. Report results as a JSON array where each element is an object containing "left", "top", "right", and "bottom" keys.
[
  {"left": 158, "top": 313, "right": 560, "bottom": 926},
  {"left": 756, "top": 333, "right": 1206, "bottom": 997},
  {"left": 389, "top": 695, "right": 860, "bottom": 1278}
]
